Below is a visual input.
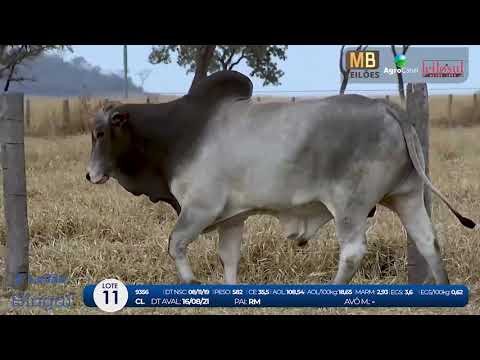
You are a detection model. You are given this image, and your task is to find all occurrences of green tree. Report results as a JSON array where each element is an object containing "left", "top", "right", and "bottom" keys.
[
  {"left": 0, "top": 45, "right": 72, "bottom": 92},
  {"left": 148, "top": 45, "right": 288, "bottom": 91}
]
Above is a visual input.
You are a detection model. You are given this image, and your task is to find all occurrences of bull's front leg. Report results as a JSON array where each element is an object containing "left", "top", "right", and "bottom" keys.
[{"left": 168, "top": 191, "right": 227, "bottom": 284}]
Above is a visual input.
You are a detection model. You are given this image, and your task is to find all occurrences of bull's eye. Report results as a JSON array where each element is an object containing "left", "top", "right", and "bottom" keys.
[{"left": 97, "top": 131, "right": 105, "bottom": 138}]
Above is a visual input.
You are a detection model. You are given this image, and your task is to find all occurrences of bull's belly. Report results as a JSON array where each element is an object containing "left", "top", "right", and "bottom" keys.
[
  {"left": 204, "top": 200, "right": 330, "bottom": 233},
  {"left": 227, "top": 176, "right": 320, "bottom": 210},
  {"left": 214, "top": 152, "right": 409, "bottom": 227},
  {"left": 213, "top": 169, "right": 328, "bottom": 225}
]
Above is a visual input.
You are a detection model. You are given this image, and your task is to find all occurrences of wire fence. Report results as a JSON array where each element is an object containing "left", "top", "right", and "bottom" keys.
[
  {"left": 20, "top": 87, "right": 480, "bottom": 137},
  {"left": 153, "top": 87, "right": 480, "bottom": 97}
]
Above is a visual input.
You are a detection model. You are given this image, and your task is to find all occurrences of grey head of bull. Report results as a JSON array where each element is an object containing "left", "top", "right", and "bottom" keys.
[{"left": 86, "top": 101, "right": 132, "bottom": 184}]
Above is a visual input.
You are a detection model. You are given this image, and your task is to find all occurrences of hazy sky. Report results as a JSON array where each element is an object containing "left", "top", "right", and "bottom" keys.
[{"left": 64, "top": 45, "right": 480, "bottom": 96}]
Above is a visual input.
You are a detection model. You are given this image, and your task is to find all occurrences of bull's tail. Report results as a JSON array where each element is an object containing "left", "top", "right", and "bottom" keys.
[{"left": 385, "top": 104, "right": 478, "bottom": 230}]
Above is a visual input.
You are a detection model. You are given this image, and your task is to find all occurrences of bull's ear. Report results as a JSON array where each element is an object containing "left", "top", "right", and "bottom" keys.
[
  {"left": 110, "top": 111, "right": 129, "bottom": 127},
  {"left": 188, "top": 70, "right": 253, "bottom": 101},
  {"left": 102, "top": 100, "right": 123, "bottom": 113}
]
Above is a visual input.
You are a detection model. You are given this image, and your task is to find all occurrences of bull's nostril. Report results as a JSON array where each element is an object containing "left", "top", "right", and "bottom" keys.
[{"left": 86, "top": 173, "right": 91, "bottom": 182}]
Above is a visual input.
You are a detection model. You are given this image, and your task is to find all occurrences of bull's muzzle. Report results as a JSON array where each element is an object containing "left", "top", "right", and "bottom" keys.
[{"left": 85, "top": 172, "right": 110, "bottom": 184}]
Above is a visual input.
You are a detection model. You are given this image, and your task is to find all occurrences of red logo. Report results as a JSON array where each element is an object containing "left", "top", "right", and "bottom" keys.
[{"left": 422, "top": 60, "right": 464, "bottom": 78}]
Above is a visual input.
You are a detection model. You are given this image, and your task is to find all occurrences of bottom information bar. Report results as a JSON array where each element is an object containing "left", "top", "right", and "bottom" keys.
[{"left": 83, "top": 282, "right": 469, "bottom": 310}]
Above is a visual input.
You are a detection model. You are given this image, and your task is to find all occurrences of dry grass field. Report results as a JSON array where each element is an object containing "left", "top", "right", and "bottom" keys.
[
  {"left": 23, "top": 95, "right": 172, "bottom": 137},
  {"left": 0, "top": 95, "right": 479, "bottom": 315}
]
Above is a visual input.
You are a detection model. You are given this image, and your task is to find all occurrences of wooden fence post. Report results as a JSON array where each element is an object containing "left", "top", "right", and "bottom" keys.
[
  {"left": 406, "top": 83, "right": 431, "bottom": 284},
  {"left": 25, "top": 99, "right": 30, "bottom": 129},
  {"left": 448, "top": 94, "right": 453, "bottom": 127},
  {"left": 473, "top": 94, "right": 478, "bottom": 122},
  {"left": 62, "top": 99, "right": 70, "bottom": 127},
  {"left": 78, "top": 96, "right": 84, "bottom": 131},
  {"left": 0, "top": 93, "right": 30, "bottom": 290},
  {"left": 79, "top": 96, "right": 91, "bottom": 132}
]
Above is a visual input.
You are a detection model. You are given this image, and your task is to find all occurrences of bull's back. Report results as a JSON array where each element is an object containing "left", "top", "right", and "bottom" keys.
[
  {"left": 200, "top": 96, "right": 412, "bottom": 209},
  {"left": 220, "top": 95, "right": 407, "bottom": 170}
]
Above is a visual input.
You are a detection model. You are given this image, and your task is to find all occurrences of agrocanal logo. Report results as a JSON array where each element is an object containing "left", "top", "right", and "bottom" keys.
[{"left": 384, "top": 53, "right": 418, "bottom": 76}]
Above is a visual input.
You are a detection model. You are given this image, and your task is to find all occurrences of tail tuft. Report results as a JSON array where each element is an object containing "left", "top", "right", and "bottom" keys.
[
  {"left": 456, "top": 214, "right": 477, "bottom": 229},
  {"left": 296, "top": 239, "right": 308, "bottom": 247}
]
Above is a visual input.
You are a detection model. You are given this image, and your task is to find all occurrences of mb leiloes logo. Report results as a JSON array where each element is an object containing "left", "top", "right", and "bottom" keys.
[{"left": 346, "top": 50, "right": 380, "bottom": 79}]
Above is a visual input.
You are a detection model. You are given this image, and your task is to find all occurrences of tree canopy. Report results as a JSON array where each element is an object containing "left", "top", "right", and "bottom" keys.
[
  {"left": 148, "top": 45, "right": 288, "bottom": 89},
  {"left": 0, "top": 45, "right": 71, "bottom": 91}
]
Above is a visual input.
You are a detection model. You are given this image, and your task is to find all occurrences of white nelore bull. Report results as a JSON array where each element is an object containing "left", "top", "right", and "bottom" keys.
[{"left": 86, "top": 71, "right": 478, "bottom": 284}]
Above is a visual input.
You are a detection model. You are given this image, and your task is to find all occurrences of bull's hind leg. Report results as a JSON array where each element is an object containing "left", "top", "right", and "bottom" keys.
[
  {"left": 218, "top": 218, "right": 245, "bottom": 284},
  {"left": 332, "top": 212, "right": 369, "bottom": 284},
  {"left": 383, "top": 192, "right": 449, "bottom": 284}
]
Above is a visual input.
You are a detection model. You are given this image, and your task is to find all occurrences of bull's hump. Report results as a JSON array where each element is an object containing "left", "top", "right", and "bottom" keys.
[{"left": 188, "top": 70, "right": 253, "bottom": 102}]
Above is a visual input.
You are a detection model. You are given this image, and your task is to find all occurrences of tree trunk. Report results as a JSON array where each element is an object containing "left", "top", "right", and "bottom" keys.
[
  {"left": 339, "top": 73, "right": 349, "bottom": 94},
  {"left": 188, "top": 45, "right": 215, "bottom": 92},
  {"left": 397, "top": 71, "right": 405, "bottom": 105},
  {"left": 4, "top": 62, "right": 17, "bottom": 92},
  {"left": 391, "top": 45, "right": 409, "bottom": 105}
]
